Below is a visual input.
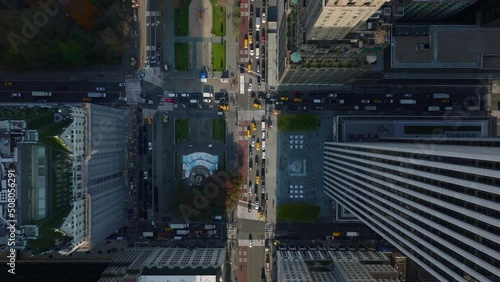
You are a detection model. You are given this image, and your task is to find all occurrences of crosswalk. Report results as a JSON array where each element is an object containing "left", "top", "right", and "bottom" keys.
[
  {"left": 239, "top": 239, "right": 265, "bottom": 247},
  {"left": 125, "top": 79, "right": 142, "bottom": 104},
  {"left": 238, "top": 110, "right": 265, "bottom": 122}
]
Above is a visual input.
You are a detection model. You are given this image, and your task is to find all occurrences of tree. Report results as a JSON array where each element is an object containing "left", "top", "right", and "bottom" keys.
[{"left": 59, "top": 40, "right": 88, "bottom": 66}]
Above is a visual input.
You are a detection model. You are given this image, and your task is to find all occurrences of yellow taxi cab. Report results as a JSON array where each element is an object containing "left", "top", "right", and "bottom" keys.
[
  {"left": 244, "top": 38, "right": 248, "bottom": 49},
  {"left": 247, "top": 64, "right": 252, "bottom": 71},
  {"left": 373, "top": 99, "right": 382, "bottom": 104},
  {"left": 219, "top": 104, "right": 229, "bottom": 110},
  {"left": 5, "top": 82, "right": 13, "bottom": 86},
  {"left": 293, "top": 97, "right": 302, "bottom": 102},
  {"left": 332, "top": 231, "right": 342, "bottom": 237},
  {"left": 251, "top": 120, "right": 257, "bottom": 131},
  {"left": 280, "top": 96, "right": 288, "bottom": 101},
  {"left": 255, "top": 175, "right": 260, "bottom": 184},
  {"left": 164, "top": 227, "right": 173, "bottom": 232},
  {"left": 83, "top": 97, "right": 91, "bottom": 102},
  {"left": 247, "top": 126, "right": 251, "bottom": 137},
  {"left": 258, "top": 211, "right": 263, "bottom": 219},
  {"left": 256, "top": 140, "right": 260, "bottom": 151},
  {"left": 253, "top": 102, "right": 262, "bottom": 109},
  {"left": 249, "top": 35, "right": 253, "bottom": 45},
  {"left": 147, "top": 115, "right": 152, "bottom": 125}
]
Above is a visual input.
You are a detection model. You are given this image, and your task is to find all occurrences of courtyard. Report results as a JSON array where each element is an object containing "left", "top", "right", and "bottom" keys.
[{"left": 275, "top": 116, "right": 335, "bottom": 221}]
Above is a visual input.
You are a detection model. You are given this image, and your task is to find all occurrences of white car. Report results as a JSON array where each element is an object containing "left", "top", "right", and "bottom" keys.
[
  {"left": 119, "top": 82, "right": 127, "bottom": 87},
  {"left": 250, "top": 48, "right": 254, "bottom": 56},
  {"left": 148, "top": 142, "right": 152, "bottom": 150},
  {"left": 11, "top": 93, "right": 21, "bottom": 97},
  {"left": 146, "top": 99, "right": 154, "bottom": 104},
  {"left": 403, "top": 93, "right": 412, "bottom": 98},
  {"left": 96, "top": 87, "right": 105, "bottom": 91},
  {"left": 262, "top": 13, "right": 266, "bottom": 23},
  {"left": 248, "top": 83, "right": 252, "bottom": 91},
  {"left": 326, "top": 236, "right": 334, "bottom": 240},
  {"left": 180, "top": 93, "right": 189, "bottom": 97},
  {"left": 143, "top": 171, "right": 148, "bottom": 179},
  {"left": 251, "top": 136, "right": 255, "bottom": 147},
  {"left": 361, "top": 99, "right": 370, "bottom": 104},
  {"left": 203, "top": 98, "right": 211, "bottom": 103}
]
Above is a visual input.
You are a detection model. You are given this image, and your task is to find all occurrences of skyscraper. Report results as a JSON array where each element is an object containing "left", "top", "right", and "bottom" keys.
[
  {"left": 60, "top": 104, "right": 128, "bottom": 252},
  {"left": 323, "top": 138, "right": 500, "bottom": 281},
  {"left": 396, "top": 0, "right": 477, "bottom": 22},
  {"left": 305, "top": 0, "right": 390, "bottom": 41}
]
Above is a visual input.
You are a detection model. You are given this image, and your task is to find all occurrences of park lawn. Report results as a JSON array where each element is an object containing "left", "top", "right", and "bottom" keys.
[
  {"left": 212, "top": 119, "right": 226, "bottom": 141},
  {"left": 212, "top": 43, "right": 226, "bottom": 72},
  {"left": 277, "top": 203, "right": 320, "bottom": 222},
  {"left": 278, "top": 114, "right": 320, "bottom": 131},
  {"left": 211, "top": 0, "right": 226, "bottom": 36},
  {"left": 175, "top": 119, "right": 189, "bottom": 140},
  {"left": 175, "top": 0, "right": 190, "bottom": 36},
  {"left": 175, "top": 43, "right": 190, "bottom": 71}
]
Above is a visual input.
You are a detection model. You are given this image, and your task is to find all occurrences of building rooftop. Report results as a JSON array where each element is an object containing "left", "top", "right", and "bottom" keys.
[{"left": 391, "top": 25, "right": 500, "bottom": 69}]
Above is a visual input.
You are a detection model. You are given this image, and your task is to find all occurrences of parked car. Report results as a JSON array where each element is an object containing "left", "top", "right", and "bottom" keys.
[
  {"left": 202, "top": 98, "right": 211, "bottom": 103},
  {"left": 361, "top": 99, "right": 370, "bottom": 104},
  {"left": 119, "top": 82, "right": 127, "bottom": 87},
  {"left": 148, "top": 142, "right": 152, "bottom": 150},
  {"left": 11, "top": 93, "right": 21, "bottom": 97}
]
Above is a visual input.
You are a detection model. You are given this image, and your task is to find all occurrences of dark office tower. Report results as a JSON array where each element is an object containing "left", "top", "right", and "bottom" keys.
[
  {"left": 323, "top": 139, "right": 500, "bottom": 281},
  {"left": 479, "top": 0, "right": 500, "bottom": 26},
  {"left": 396, "top": 0, "right": 477, "bottom": 22}
]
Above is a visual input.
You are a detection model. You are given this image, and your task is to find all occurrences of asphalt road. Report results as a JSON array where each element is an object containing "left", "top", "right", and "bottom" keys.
[
  {"left": 277, "top": 86, "right": 487, "bottom": 114},
  {"left": 0, "top": 80, "right": 127, "bottom": 104},
  {"left": 238, "top": 219, "right": 266, "bottom": 282},
  {"left": 145, "top": 0, "right": 162, "bottom": 67}
]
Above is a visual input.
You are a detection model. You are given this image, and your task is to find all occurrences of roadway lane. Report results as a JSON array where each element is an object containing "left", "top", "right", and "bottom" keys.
[{"left": 238, "top": 219, "right": 266, "bottom": 282}]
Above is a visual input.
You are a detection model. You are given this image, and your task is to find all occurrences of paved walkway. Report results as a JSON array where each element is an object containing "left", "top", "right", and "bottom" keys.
[{"left": 174, "top": 36, "right": 226, "bottom": 43}]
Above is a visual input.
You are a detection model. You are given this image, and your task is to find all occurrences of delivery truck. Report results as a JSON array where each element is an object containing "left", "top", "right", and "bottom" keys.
[
  {"left": 32, "top": 91, "right": 52, "bottom": 97},
  {"left": 169, "top": 223, "right": 189, "bottom": 229},
  {"left": 255, "top": 8, "right": 261, "bottom": 31},
  {"left": 345, "top": 232, "right": 360, "bottom": 237},
  {"left": 176, "top": 230, "right": 190, "bottom": 235},
  {"left": 88, "top": 92, "right": 106, "bottom": 98},
  {"left": 204, "top": 224, "right": 216, "bottom": 230},
  {"left": 143, "top": 232, "right": 154, "bottom": 238}
]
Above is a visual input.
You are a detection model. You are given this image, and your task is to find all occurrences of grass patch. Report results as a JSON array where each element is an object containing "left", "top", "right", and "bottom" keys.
[
  {"left": 212, "top": 119, "right": 226, "bottom": 141},
  {"left": 211, "top": 0, "right": 226, "bottom": 36},
  {"left": 212, "top": 43, "right": 226, "bottom": 71},
  {"left": 175, "top": 43, "right": 190, "bottom": 71},
  {"left": 277, "top": 203, "right": 320, "bottom": 222},
  {"left": 278, "top": 114, "right": 320, "bottom": 131},
  {"left": 175, "top": 0, "right": 191, "bottom": 36},
  {"left": 175, "top": 119, "right": 189, "bottom": 140}
]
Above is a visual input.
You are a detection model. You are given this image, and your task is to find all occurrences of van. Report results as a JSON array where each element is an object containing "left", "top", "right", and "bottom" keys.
[
  {"left": 399, "top": 99, "right": 416, "bottom": 104},
  {"left": 213, "top": 215, "right": 223, "bottom": 221},
  {"left": 167, "top": 93, "right": 177, "bottom": 98},
  {"left": 190, "top": 99, "right": 199, "bottom": 104},
  {"left": 174, "top": 236, "right": 183, "bottom": 240},
  {"left": 428, "top": 106, "right": 440, "bottom": 111},
  {"left": 313, "top": 99, "right": 322, "bottom": 104}
]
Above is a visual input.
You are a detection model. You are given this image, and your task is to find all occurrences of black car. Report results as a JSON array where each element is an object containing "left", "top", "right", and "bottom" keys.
[
  {"left": 249, "top": 145, "right": 253, "bottom": 156},
  {"left": 255, "top": 155, "right": 259, "bottom": 166},
  {"left": 250, "top": 4, "right": 254, "bottom": 15},
  {"left": 257, "top": 76, "right": 261, "bottom": 84},
  {"left": 249, "top": 160, "right": 253, "bottom": 170}
]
